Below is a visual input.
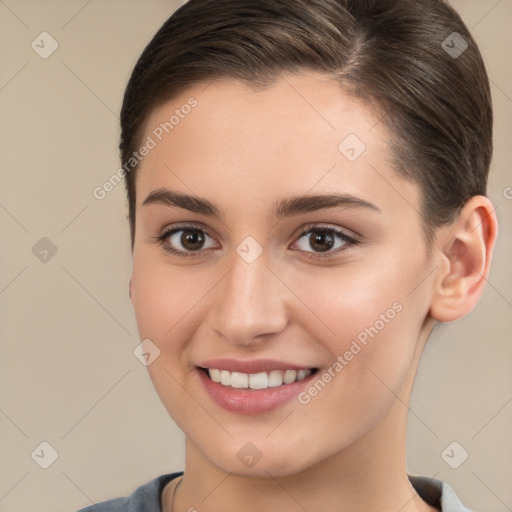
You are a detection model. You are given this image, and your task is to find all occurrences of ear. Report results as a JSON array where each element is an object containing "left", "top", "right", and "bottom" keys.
[{"left": 429, "top": 196, "right": 498, "bottom": 322}]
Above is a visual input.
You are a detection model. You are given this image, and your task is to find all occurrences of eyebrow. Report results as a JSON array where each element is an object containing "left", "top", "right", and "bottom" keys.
[{"left": 142, "top": 187, "right": 382, "bottom": 219}]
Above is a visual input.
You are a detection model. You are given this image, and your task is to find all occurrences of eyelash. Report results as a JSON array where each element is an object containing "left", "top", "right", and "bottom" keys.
[{"left": 154, "top": 223, "right": 360, "bottom": 260}]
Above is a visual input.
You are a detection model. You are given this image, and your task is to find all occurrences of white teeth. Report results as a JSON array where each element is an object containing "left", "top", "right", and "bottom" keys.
[
  {"left": 249, "top": 372, "right": 268, "bottom": 389},
  {"left": 220, "top": 370, "right": 231, "bottom": 386},
  {"left": 206, "top": 368, "right": 313, "bottom": 389},
  {"left": 283, "top": 370, "right": 297, "bottom": 384},
  {"left": 268, "top": 370, "right": 283, "bottom": 387},
  {"left": 297, "top": 369, "right": 309, "bottom": 381},
  {"left": 209, "top": 368, "right": 222, "bottom": 383},
  {"left": 230, "top": 372, "right": 249, "bottom": 388}
]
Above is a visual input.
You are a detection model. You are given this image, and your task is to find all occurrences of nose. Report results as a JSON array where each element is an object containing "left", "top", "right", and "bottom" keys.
[{"left": 207, "top": 250, "right": 288, "bottom": 347}]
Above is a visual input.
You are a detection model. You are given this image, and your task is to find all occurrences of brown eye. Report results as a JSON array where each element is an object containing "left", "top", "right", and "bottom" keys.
[
  {"left": 157, "top": 226, "right": 217, "bottom": 257},
  {"left": 179, "top": 229, "right": 206, "bottom": 251},
  {"left": 291, "top": 226, "right": 358, "bottom": 258},
  {"left": 308, "top": 230, "right": 335, "bottom": 252}
]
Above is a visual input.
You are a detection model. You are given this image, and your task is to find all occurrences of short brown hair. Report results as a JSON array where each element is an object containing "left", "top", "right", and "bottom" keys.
[{"left": 120, "top": 0, "right": 492, "bottom": 250}]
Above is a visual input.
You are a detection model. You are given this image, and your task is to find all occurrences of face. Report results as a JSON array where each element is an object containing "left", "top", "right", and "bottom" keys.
[{"left": 130, "top": 71, "right": 436, "bottom": 477}]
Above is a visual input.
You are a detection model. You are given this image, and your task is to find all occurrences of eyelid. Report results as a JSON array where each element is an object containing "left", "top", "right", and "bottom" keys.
[
  {"left": 289, "top": 223, "right": 360, "bottom": 257},
  {"left": 155, "top": 221, "right": 360, "bottom": 259},
  {"left": 291, "top": 222, "right": 361, "bottom": 242},
  {"left": 154, "top": 222, "right": 218, "bottom": 258},
  {"left": 159, "top": 220, "right": 212, "bottom": 234}
]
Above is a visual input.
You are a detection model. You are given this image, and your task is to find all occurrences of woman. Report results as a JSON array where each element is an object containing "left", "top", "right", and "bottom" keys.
[{"left": 78, "top": 0, "right": 497, "bottom": 510}]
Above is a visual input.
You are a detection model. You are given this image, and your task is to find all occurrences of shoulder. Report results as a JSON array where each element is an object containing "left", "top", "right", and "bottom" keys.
[
  {"left": 75, "top": 472, "right": 473, "bottom": 512},
  {"left": 74, "top": 472, "right": 183, "bottom": 512},
  {"left": 409, "top": 474, "right": 474, "bottom": 512}
]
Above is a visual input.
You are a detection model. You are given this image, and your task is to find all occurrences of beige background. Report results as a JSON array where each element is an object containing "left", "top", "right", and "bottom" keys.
[{"left": 0, "top": 1, "right": 510, "bottom": 511}]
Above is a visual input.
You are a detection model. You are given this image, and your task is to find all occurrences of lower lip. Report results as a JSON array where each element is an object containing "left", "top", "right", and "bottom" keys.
[{"left": 197, "top": 368, "right": 317, "bottom": 415}]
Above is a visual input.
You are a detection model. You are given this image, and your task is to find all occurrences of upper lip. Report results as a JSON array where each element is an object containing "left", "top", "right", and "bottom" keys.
[{"left": 197, "top": 358, "right": 316, "bottom": 374}]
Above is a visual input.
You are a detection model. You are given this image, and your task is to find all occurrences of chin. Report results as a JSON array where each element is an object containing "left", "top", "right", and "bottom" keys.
[{"left": 200, "top": 439, "right": 317, "bottom": 479}]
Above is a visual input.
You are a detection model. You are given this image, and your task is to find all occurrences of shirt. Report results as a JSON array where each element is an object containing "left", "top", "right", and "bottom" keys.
[{"left": 75, "top": 472, "right": 473, "bottom": 512}]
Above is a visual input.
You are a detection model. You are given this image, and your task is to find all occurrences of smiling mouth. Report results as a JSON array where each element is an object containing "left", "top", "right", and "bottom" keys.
[{"left": 198, "top": 367, "right": 319, "bottom": 390}]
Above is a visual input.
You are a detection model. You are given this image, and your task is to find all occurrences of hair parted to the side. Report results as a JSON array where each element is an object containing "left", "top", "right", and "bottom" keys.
[{"left": 120, "top": 0, "right": 492, "bottom": 250}]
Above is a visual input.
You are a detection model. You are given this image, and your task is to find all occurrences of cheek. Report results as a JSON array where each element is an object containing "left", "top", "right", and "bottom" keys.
[
  {"left": 289, "top": 278, "right": 417, "bottom": 448},
  {"left": 287, "top": 255, "right": 426, "bottom": 400},
  {"left": 130, "top": 257, "right": 207, "bottom": 428},
  {"left": 130, "top": 255, "right": 218, "bottom": 399},
  {"left": 289, "top": 260, "right": 411, "bottom": 347},
  {"left": 130, "top": 255, "right": 207, "bottom": 341}
]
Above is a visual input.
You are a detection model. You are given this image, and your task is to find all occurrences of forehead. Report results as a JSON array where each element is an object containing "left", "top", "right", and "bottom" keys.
[{"left": 135, "top": 71, "right": 420, "bottom": 223}]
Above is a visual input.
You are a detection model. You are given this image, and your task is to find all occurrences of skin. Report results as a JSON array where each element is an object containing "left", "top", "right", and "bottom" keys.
[{"left": 129, "top": 71, "right": 497, "bottom": 512}]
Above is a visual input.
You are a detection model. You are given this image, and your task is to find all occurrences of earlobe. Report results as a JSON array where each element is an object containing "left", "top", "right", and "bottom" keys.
[{"left": 429, "top": 196, "right": 498, "bottom": 323}]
